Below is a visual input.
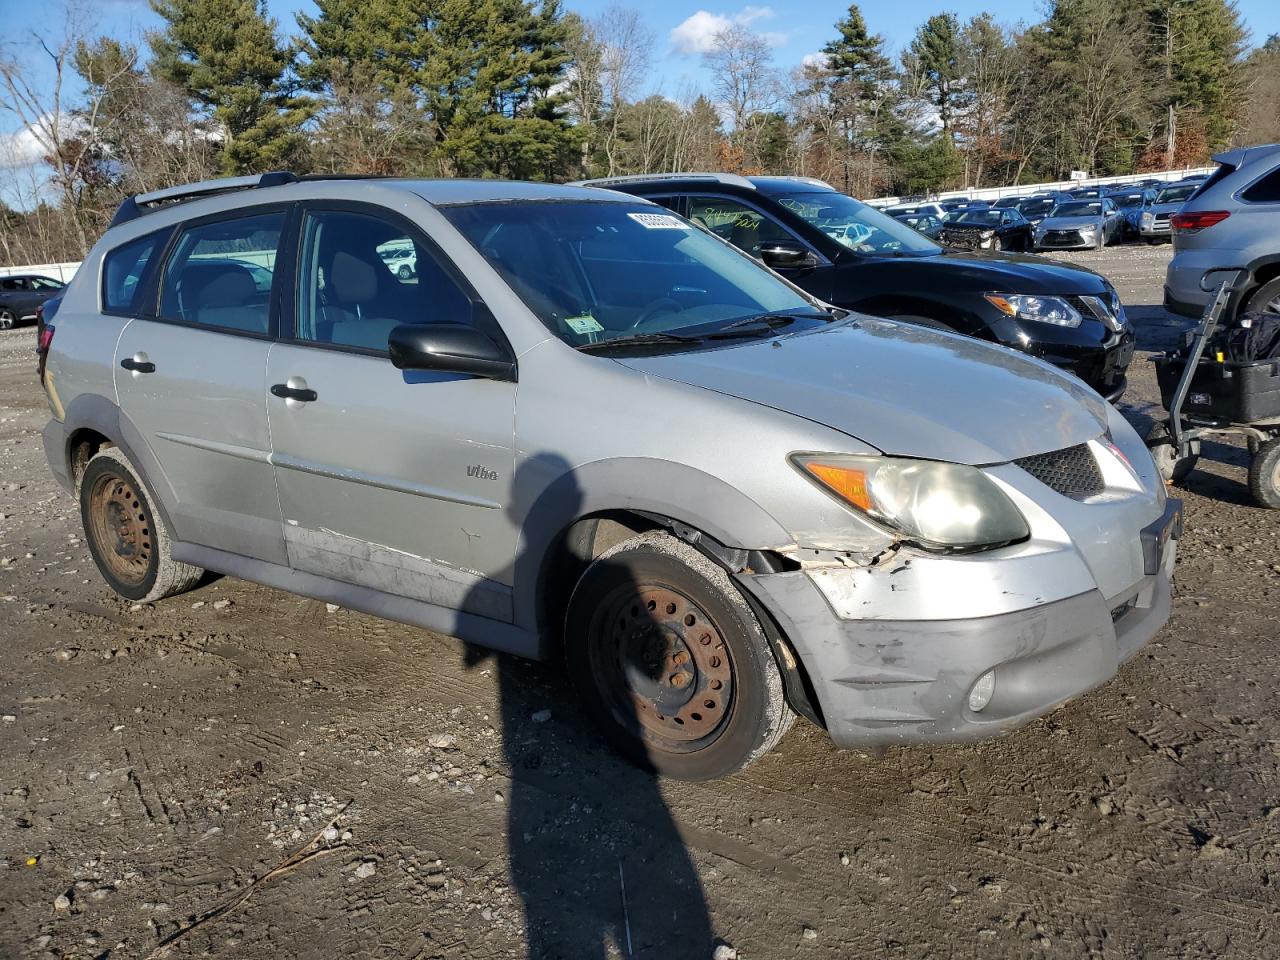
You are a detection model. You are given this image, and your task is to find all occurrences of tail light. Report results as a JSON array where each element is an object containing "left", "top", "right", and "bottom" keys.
[
  {"left": 36, "top": 297, "right": 58, "bottom": 384},
  {"left": 1171, "top": 211, "right": 1230, "bottom": 234}
]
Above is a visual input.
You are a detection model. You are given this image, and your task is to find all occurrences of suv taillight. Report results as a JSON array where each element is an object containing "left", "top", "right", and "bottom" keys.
[
  {"left": 1171, "top": 210, "right": 1230, "bottom": 233},
  {"left": 36, "top": 308, "right": 55, "bottom": 384}
]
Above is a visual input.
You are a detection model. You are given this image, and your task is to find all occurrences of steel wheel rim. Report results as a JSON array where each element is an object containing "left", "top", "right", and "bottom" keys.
[
  {"left": 88, "top": 470, "right": 153, "bottom": 586},
  {"left": 588, "top": 582, "right": 735, "bottom": 751}
]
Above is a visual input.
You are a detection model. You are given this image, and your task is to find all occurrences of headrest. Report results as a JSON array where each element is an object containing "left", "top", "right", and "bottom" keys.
[
  {"left": 196, "top": 266, "right": 257, "bottom": 308},
  {"left": 330, "top": 251, "right": 378, "bottom": 303}
]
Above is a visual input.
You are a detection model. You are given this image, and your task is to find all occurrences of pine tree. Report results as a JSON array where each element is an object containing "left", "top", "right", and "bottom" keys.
[
  {"left": 149, "top": 0, "right": 312, "bottom": 174},
  {"left": 906, "top": 13, "right": 962, "bottom": 140}
]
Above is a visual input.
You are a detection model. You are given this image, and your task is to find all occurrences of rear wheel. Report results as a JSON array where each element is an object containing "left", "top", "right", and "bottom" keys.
[
  {"left": 1248, "top": 438, "right": 1280, "bottom": 509},
  {"left": 1145, "top": 421, "right": 1199, "bottom": 486},
  {"left": 80, "top": 447, "right": 204, "bottom": 602},
  {"left": 565, "top": 532, "right": 792, "bottom": 780},
  {"left": 0, "top": 309, "right": 14, "bottom": 329},
  {"left": 1243, "top": 277, "right": 1280, "bottom": 315}
]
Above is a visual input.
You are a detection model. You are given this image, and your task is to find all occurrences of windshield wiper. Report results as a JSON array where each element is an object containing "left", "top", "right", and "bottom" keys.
[
  {"left": 702, "top": 313, "right": 819, "bottom": 339},
  {"left": 575, "top": 331, "right": 704, "bottom": 352}
]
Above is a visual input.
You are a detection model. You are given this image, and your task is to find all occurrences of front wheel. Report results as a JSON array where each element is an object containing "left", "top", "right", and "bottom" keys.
[
  {"left": 0, "top": 309, "right": 14, "bottom": 330},
  {"left": 564, "top": 532, "right": 792, "bottom": 780},
  {"left": 1248, "top": 438, "right": 1280, "bottom": 509},
  {"left": 1146, "top": 421, "right": 1199, "bottom": 486}
]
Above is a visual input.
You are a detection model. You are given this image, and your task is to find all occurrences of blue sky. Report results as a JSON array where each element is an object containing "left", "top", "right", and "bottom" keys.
[{"left": 1, "top": 0, "right": 1277, "bottom": 166}]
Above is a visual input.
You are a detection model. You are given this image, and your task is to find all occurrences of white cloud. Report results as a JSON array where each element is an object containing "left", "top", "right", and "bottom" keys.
[
  {"left": 801, "top": 51, "right": 829, "bottom": 70},
  {"left": 0, "top": 124, "right": 47, "bottom": 170},
  {"left": 670, "top": 7, "right": 785, "bottom": 55}
]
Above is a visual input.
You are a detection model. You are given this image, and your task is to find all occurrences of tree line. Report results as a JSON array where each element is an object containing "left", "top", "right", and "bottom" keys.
[{"left": 0, "top": 0, "right": 1274, "bottom": 265}]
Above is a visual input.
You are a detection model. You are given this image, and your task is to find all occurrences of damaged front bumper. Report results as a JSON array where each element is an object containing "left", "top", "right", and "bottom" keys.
[{"left": 734, "top": 499, "right": 1180, "bottom": 749}]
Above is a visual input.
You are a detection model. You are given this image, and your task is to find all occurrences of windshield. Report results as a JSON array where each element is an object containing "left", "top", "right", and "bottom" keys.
[
  {"left": 1050, "top": 201, "right": 1102, "bottom": 218},
  {"left": 777, "top": 191, "right": 941, "bottom": 255},
  {"left": 1018, "top": 198, "right": 1056, "bottom": 216},
  {"left": 992, "top": 197, "right": 1021, "bottom": 208},
  {"left": 1109, "top": 193, "right": 1145, "bottom": 208},
  {"left": 1156, "top": 184, "right": 1197, "bottom": 204},
  {"left": 443, "top": 201, "right": 820, "bottom": 348},
  {"left": 30, "top": 277, "right": 64, "bottom": 290},
  {"left": 955, "top": 210, "right": 1002, "bottom": 225}
]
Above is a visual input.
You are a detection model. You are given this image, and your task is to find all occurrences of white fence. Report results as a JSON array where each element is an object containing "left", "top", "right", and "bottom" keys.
[
  {"left": 865, "top": 165, "right": 1217, "bottom": 208},
  {"left": 0, "top": 261, "right": 80, "bottom": 282}
]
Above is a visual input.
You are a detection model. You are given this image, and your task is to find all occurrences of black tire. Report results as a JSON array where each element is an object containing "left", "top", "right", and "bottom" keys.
[
  {"left": 80, "top": 447, "right": 204, "bottom": 602},
  {"left": 1094, "top": 231, "right": 1105, "bottom": 251},
  {"left": 1248, "top": 438, "right": 1280, "bottom": 509},
  {"left": 1145, "top": 421, "right": 1199, "bottom": 486},
  {"left": 0, "top": 309, "right": 13, "bottom": 330},
  {"left": 398, "top": 265, "right": 412, "bottom": 280},
  {"left": 1243, "top": 277, "right": 1280, "bottom": 315},
  {"left": 991, "top": 236, "right": 1003, "bottom": 252},
  {"left": 564, "top": 532, "right": 792, "bottom": 780}
]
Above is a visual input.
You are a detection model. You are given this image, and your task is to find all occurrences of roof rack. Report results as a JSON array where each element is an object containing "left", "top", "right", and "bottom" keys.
[
  {"left": 108, "top": 171, "right": 299, "bottom": 228},
  {"left": 571, "top": 171, "right": 757, "bottom": 190},
  {"left": 762, "top": 175, "right": 835, "bottom": 190}
]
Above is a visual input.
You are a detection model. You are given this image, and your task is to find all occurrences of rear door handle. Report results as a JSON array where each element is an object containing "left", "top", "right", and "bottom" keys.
[
  {"left": 270, "top": 382, "right": 318, "bottom": 402},
  {"left": 120, "top": 356, "right": 155, "bottom": 373}
]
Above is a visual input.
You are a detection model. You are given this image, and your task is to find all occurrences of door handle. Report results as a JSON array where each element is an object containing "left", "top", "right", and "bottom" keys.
[
  {"left": 120, "top": 357, "right": 155, "bottom": 373},
  {"left": 270, "top": 383, "right": 318, "bottom": 402}
]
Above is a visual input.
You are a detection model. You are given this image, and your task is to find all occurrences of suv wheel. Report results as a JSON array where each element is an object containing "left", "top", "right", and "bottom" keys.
[
  {"left": 0, "top": 309, "right": 14, "bottom": 330},
  {"left": 565, "top": 532, "right": 792, "bottom": 780},
  {"left": 1244, "top": 277, "right": 1280, "bottom": 315},
  {"left": 1249, "top": 438, "right": 1280, "bottom": 509},
  {"left": 80, "top": 447, "right": 204, "bottom": 602}
]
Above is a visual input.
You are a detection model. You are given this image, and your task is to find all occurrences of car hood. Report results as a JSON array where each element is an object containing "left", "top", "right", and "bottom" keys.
[
  {"left": 842, "top": 247, "right": 1109, "bottom": 295},
  {"left": 1038, "top": 216, "right": 1102, "bottom": 230},
  {"left": 617, "top": 317, "right": 1109, "bottom": 465}
]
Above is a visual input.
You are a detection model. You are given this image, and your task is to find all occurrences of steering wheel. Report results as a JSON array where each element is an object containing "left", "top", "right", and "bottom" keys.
[{"left": 630, "top": 297, "right": 682, "bottom": 329}]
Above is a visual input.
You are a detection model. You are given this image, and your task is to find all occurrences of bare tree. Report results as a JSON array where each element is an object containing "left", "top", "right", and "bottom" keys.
[{"left": 704, "top": 25, "right": 778, "bottom": 171}]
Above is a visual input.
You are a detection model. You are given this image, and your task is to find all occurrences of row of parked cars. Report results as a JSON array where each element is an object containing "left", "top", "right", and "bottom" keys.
[{"left": 885, "top": 175, "right": 1209, "bottom": 252}]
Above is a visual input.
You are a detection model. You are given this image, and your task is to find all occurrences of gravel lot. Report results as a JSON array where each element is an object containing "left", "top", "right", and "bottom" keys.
[{"left": 2, "top": 242, "right": 1279, "bottom": 960}]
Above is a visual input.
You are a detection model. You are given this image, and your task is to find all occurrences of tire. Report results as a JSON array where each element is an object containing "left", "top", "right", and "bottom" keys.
[
  {"left": 0, "top": 309, "right": 13, "bottom": 330},
  {"left": 1145, "top": 421, "right": 1199, "bottom": 486},
  {"left": 80, "top": 447, "right": 204, "bottom": 602},
  {"left": 564, "top": 532, "right": 792, "bottom": 780},
  {"left": 1243, "top": 277, "right": 1280, "bottom": 315},
  {"left": 1248, "top": 438, "right": 1280, "bottom": 509},
  {"left": 1094, "top": 231, "right": 1105, "bottom": 251},
  {"left": 991, "top": 236, "right": 1003, "bottom": 252},
  {"left": 398, "top": 265, "right": 412, "bottom": 280}
]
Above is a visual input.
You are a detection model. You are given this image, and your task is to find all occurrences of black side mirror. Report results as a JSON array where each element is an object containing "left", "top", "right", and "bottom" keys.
[
  {"left": 759, "top": 241, "right": 819, "bottom": 272},
  {"left": 388, "top": 323, "right": 515, "bottom": 381}
]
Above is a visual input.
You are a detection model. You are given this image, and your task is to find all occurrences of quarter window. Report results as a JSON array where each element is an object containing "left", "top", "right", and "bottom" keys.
[
  {"left": 294, "top": 209, "right": 472, "bottom": 352},
  {"left": 158, "top": 212, "right": 284, "bottom": 334},
  {"left": 686, "top": 197, "right": 795, "bottom": 258},
  {"left": 103, "top": 233, "right": 161, "bottom": 314},
  {"left": 1242, "top": 167, "right": 1280, "bottom": 203}
]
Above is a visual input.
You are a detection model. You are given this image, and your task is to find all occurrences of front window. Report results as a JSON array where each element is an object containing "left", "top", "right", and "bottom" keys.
[
  {"left": 1110, "top": 193, "right": 1145, "bottom": 208},
  {"left": 442, "top": 201, "right": 821, "bottom": 348},
  {"left": 30, "top": 277, "right": 64, "bottom": 290},
  {"left": 775, "top": 191, "right": 942, "bottom": 255},
  {"left": 1051, "top": 201, "right": 1103, "bottom": 218},
  {"left": 955, "top": 210, "right": 1003, "bottom": 226},
  {"left": 1018, "top": 198, "right": 1055, "bottom": 217}
]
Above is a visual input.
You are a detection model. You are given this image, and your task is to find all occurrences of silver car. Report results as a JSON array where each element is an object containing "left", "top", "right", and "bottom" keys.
[
  {"left": 39, "top": 174, "right": 1180, "bottom": 779},
  {"left": 1140, "top": 181, "right": 1199, "bottom": 244},
  {"left": 1033, "top": 198, "right": 1123, "bottom": 250},
  {"left": 1165, "top": 143, "right": 1280, "bottom": 317}
]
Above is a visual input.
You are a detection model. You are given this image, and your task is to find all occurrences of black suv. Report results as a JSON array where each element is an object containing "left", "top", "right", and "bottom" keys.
[{"left": 579, "top": 174, "right": 1135, "bottom": 400}]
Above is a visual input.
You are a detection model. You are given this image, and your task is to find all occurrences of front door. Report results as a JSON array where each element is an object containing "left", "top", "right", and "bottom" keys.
[
  {"left": 266, "top": 204, "right": 518, "bottom": 621},
  {"left": 113, "top": 208, "right": 288, "bottom": 564}
]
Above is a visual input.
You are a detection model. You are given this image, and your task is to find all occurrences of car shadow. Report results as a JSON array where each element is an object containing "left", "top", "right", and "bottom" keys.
[{"left": 459, "top": 454, "right": 717, "bottom": 959}]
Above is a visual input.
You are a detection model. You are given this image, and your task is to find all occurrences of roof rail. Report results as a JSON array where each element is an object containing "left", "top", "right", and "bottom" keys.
[
  {"left": 763, "top": 175, "right": 835, "bottom": 190},
  {"left": 571, "top": 171, "right": 757, "bottom": 190},
  {"left": 109, "top": 171, "right": 299, "bottom": 228}
]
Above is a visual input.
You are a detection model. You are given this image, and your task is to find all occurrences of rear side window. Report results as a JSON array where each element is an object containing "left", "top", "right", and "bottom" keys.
[
  {"left": 158, "top": 212, "right": 284, "bottom": 335},
  {"left": 1241, "top": 167, "right": 1280, "bottom": 203},
  {"left": 1189, "top": 162, "right": 1236, "bottom": 201},
  {"left": 103, "top": 233, "right": 161, "bottom": 314}
]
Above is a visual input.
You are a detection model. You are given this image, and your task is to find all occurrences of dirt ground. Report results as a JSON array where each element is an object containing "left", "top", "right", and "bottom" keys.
[{"left": 2, "top": 242, "right": 1279, "bottom": 960}]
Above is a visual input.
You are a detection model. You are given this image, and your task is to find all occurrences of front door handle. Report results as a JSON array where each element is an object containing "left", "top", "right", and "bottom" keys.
[
  {"left": 120, "top": 356, "right": 155, "bottom": 373},
  {"left": 270, "top": 382, "right": 318, "bottom": 402}
]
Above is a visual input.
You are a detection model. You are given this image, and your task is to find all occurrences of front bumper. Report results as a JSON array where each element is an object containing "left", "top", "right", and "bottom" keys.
[
  {"left": 737, "top": 499, "right": 1180, "bottom": 750},
  {"left": 1034, "top": 231, "right": 1098, "bottom": 250}
]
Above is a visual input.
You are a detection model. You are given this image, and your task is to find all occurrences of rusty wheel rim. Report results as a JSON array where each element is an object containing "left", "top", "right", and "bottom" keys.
[
  {"left": 87, "top": 470, "right": 153, "bottom": 587},
  {"left": 591, "top": 583, "right": 734, "bottom": 749}
]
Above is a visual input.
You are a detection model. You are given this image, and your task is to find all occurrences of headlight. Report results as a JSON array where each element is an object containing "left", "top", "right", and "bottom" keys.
[
  {"left": 1078, "top": 225, "right": 1097, "bottom": 236},
  {"left": 984, "top": 293, "right": 1083, "bottom": 328},
  {"left": 1141, "top": 212, "right": 1154, "bottom": 226},
  {"left": 792, "top": 454, "right": 1029, "bottom": 551}
]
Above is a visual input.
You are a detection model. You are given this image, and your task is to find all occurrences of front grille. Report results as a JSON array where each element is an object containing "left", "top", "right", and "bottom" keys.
[
  {"left": 1042, "top": 230, "right": 1081, "bottom": 246},
  {"left": 1013, "top": 443, "right": 1105, "bottom": 500}
]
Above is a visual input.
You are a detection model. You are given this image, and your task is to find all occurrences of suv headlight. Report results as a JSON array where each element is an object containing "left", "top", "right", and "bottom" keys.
[
  {"left": 1141, "top": 211, "right": 1154, "bottom": 227},
  {"left": 984, "top": 293, "right": 1083, "bottom": 328},
  {"left": 793, "top": 454, "right": 1029, "bottom": 551}
]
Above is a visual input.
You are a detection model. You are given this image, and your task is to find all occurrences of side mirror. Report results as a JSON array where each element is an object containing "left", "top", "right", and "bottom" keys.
[
  {"left": 759, "top": 241, "right": 819, "bottom": 272},
  {"left": 388, "top": 323, "right": 515, "bottom": 381}
]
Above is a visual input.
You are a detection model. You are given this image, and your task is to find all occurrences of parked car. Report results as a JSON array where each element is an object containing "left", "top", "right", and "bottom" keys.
[
  {"left": 939, "top": 198, "right": 989, "bottom": 217},
  {"left": 885, "top": 201, "right": 948, "bottom": 222},
  {"left": 0, "top": 274, "right": 66, "bottom": 329},
  {"left": 890, "top": 211, "right": 946, "bottom": 240},
  {"left": 1165, "top": 143, "right": 1280, "bottom": 318},
  {"left": 1140, "top": 181, "right": 1199, "bottom": 243},
  {"left": 580, "top": 172, "right": 1135, "bottom": 400},
  {"left": 1105, "top": 187, "right": 1156, "bottom": 239},
  {"left": 1033, "top": 198, "right": 1123, "bottom": 250},
  {"left": 991, "top": 195, "right": 1027, "bottom": 209},
  {"left": 1015, "top": 193, "right": 1073, "bottom": 226},
  {"left": 41, "top": 172, "right": 1178, "bottom": 779},
  {"left": 938, "top": 207, "right": 1035, "bottom": 251},
  {"left": 378, "top": 243, "right": 417, "bottom": 279},
  {"left": 1070, "top": 187, "right": 1104, "bottom": 201}
]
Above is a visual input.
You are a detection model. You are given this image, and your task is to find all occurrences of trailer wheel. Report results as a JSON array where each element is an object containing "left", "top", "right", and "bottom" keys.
[
  {"left": 1248, "top": 438, "right": 1280, "bottom": 509},
  {"left": 1145, "top": 421, "right": 1199, "bottom": 486}
]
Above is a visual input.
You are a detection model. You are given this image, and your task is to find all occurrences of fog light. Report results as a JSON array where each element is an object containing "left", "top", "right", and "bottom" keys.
[{"left": 968, "top": 670, "right": 996, "bottom": 712}]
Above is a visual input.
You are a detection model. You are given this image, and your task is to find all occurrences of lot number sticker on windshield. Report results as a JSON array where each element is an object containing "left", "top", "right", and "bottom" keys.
[
  {"left": 565, "top": 314, "right": 604, "bottom": 335},
  {"left": 628, "top": 212, "right": 688, "bottom": 230}
]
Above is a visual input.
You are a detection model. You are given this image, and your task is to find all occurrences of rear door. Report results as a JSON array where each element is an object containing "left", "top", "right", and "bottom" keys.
[
  {"left": 113, "top": 206, "right": 289, "bottom": 564},
  {"left": 265, "top": 202, "right": 518, "bottom": 620}
]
